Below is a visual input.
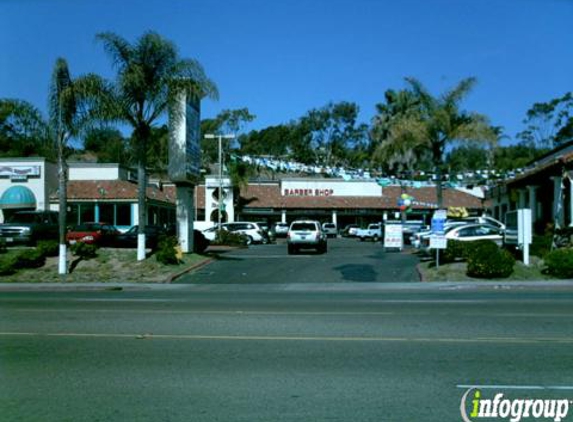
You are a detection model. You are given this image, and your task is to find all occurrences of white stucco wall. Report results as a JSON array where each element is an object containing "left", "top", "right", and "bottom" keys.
[{"left": 68, "top": 163, "right": 122, "bottom": 181}]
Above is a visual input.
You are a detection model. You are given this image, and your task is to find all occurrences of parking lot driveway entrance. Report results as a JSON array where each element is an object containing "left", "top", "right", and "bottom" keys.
[{"left": 177, "top": 238, "right": 420, "bottom": 284}]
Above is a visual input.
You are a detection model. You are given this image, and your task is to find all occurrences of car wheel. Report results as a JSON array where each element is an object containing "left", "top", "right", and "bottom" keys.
[
  {"left": 246, "top": 235, "right": 253, "bottom": 245},
  {"left": 288, "top": 244, "right": 295, "bottom": 255},
  {"left": 373, "top": 235, "right": 379, "bottom": 242},
  {"left": 359, "top": 237, "right": 364, "bottom": 242},
  {"left": 321, "top": 243, "right": 327, "bottom": 254}
]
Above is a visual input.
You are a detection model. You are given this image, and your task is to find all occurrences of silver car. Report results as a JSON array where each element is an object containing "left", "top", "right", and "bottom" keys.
[
  {"left": 322, "top": 222, "right": 338, "bottom": 238},
  {"left": 287, "top": 220, "right": 327, "bottom": 254}
]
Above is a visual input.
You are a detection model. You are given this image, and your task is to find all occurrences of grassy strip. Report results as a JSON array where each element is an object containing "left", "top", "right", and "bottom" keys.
[
  {"left": 0, "top": 248, "right": 210, "bottom": 283},
  {"left": 419, "top": 256, "right": 555, "bottom": 282}
]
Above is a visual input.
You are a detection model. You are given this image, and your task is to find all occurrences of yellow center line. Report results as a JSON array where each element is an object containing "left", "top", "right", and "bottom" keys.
[{"left": 1, "top": 332, "right": 572, "bottom": 344}]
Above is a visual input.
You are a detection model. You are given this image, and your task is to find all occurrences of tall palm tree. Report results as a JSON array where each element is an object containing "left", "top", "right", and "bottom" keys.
[
  {"left": 49, "top": 58, "right": 84, "bottom": 275},
  {"left": 88, "top": 31, "right": 218, "bottom": 260},
  {"left": 373, "top": 77, "right": 496, "bottom": 208}
]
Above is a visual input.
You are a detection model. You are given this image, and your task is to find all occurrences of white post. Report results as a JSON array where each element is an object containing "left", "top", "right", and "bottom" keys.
[
  {"left": 332, "top": 211, "right": 337, "bottom": 226},
  {"left": 281, "top": 210, "right": 287, "bottom": 223},
  {"left": 569, "top": 179, "right": 573, "bottom": 227},
  {"left": 552, "top": 176, "right": 564, "bottom": 228},
  {"left": 218, "top": 135, "right": 222, "bottom": 230},
  {"left": 527, "top": 185, "right": 537, "bottom": 228},
  {"left": 518, "top": 189, "right": 527, "bottom": 209},
  {"left": 176, "top": 185, "right": 194, "bottom": 253}
]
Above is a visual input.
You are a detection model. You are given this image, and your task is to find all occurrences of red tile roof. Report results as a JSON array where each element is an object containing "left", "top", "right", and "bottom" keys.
[
  {"left": 51, "top": 180, "right": 176, "bottom": 204},
  {"left": 195, "top": 183, "right": 483, "bottom": 210}
]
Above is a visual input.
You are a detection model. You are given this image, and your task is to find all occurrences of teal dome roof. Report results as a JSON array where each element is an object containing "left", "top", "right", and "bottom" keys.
[{"left": 0, "top": 185, "right": 36, "bottom": 209}]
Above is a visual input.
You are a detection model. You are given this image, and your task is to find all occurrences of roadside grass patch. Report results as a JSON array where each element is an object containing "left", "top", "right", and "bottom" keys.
[
  {"left": 0, "top": 247, "right": 210, "bottom": 283},
  {"left": 419, "top": 255, "right": 554, "bottom": 282}
]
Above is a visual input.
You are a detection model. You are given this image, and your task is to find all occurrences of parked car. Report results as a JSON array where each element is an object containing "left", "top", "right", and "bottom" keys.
[
  {"left": 341, "top": 224, "right": 359, "bottom": 237},
  {"left": 66, "top": 222, "right": 120, "bottom": 246},
  {"left": 355, "top": 223, "right": 382, "bottom": 241},
  {"left": 446, "top": 223, "right": 504, "bottom": 246},
  {"left": 412, "top": 220, "right": 472, "bottom": 249},
  {"left": 222, "top": 222, "right": 269, "bottom": 244},
  {"left": 113, "top": 225, "right": 170, "bottom": 249},
  {"left": 273, "top": 222, "right": 290, "bottom": 238},
  {"left": 254, "top": 221, "right": 275, "bottom": 242},
  {"left": 0, "top": 210, "right": 59, "bottom": 245},
  {"left": 420, "top": 223, "right": 504, "bottom": 251},
  {"left": 201, "top": 225, "right": 219, "bottom": 242},
  {"left": 322, "top": 222, "right": 338, "bottom": 238},
  {"left": 287, "top": 220, "right": 327, "bottom": 254}
]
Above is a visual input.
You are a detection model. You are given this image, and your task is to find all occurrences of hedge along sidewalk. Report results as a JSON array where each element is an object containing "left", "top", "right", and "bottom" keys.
[
  {"left": 417, "top": 255, "right": 556, "bottom": 282},
  {"left": 0, "top": 247, "right": 212, "bottom": 283}
]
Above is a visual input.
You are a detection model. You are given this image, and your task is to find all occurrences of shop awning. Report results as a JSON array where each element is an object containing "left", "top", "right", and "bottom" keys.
[{"left": 0, "top": 185, "right": 36, "bottom": 209}]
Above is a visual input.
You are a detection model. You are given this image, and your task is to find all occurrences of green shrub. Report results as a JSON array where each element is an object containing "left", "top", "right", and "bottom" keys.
[
  {"left": 435, "top": 240, "right": 466, "bottom": 263},
  {"left": 156, "top": 236, "right": 179, "bottom": 265},
  {"left": 544, "top": 248, "right": 573, "bottom": 279},
  {"left": 0, "top": 238, "right": 6, "bottom": 254},
  {"left": 70, "top": 242, "right": 98, "bottom": 259},
  {"left": 0, "top": 255, "right": 17, "bottom": 276},
  {"left": 37, "top": 240, "right": 59, "bottom": 257},
  {"left": 530, "top": 235, "right": 553, "bottom": 258},
  {"left": 212, "top": 230, "right": 248, "bottom": 247},
  {"left": 466, "top": 240, "right": 515, "bottom": 279},
  {"left": 14, "top": 249, "right": 46, "bottom": 269}
]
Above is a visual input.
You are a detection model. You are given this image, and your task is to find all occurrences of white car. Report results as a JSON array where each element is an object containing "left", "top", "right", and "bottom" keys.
[
  {"left": 322, "top": 222, "right": 338, "bottom": 238},
  {"left": 201, "top": 222, "right": 269, "bottom": 244},
  {"left": 222, "top": 222, "right": 269, "bottom": 244},
  {"left": 274, "top": 222, "right": 290, "bottom": 237},
  {"left": 445, "top": 223, "right": 504, "bottom": 246},
  {"left": 287, "top": 220, "right": 327, "bottom": 254}
]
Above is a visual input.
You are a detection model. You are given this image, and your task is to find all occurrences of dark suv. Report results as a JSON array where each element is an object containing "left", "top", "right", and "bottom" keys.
[{"left": 0, "top": 210, "right": 59, "bottom": 245}]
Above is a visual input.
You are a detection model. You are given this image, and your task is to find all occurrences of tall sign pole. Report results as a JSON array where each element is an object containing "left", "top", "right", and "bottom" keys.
[{"left": 168, "top": 90, "right": 201, "bottom": 253}]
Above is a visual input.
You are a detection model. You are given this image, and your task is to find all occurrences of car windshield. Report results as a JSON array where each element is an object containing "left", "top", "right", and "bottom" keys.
[
  {"left": 7, "top": 213, "right": 39, "bottom": 224},
  {"left": 291, "top": 223, "right": 317, "bottom": 231},
  {"left": 73, "top": 223, "right": 102, "bottom": 231}
]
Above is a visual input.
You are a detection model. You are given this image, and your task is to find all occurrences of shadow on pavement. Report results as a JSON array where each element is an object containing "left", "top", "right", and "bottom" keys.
[{"left": 333, "top": 264, "right": 377, "bottom": 282}]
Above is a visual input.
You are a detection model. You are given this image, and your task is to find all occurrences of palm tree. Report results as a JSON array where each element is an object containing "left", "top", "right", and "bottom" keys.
[
  {"left": 49, "top": 58, "right": 87, "bottom": 275},
  {"left": 88, "top": 31, "right": 218, "bottom": 260},
  {"left": 373, "top": 77, "right": 496, "bottom": 208}
]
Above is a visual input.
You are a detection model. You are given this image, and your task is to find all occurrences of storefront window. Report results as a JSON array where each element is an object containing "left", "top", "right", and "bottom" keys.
[
  {"left": 116, "top": 204, "right": 131, "bottom": 226},
  {"left": 99, "top": 204, "right": 114, "bottom": 224},
  {"left": 80, "top": 204, "right": 95, "bottom": 223}
]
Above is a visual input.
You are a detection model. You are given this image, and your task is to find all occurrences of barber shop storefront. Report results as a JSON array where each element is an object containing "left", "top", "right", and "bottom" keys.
[{"left": 195, "top": 177, "right": 485, "bottom": 227}]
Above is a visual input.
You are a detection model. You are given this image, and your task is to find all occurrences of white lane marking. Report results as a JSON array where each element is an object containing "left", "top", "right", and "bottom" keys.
[
  {"left": 457, "top": 384, "right": 573, "bottom": 390},
  {"left": 73, "top": 299, "right": 184, "bottom": 303},
  {"left": 1, "top": 332, "right": 572, "bottom": 344},
  {"left": 7, "top": 308, "right": 573, "bottom": 319}
]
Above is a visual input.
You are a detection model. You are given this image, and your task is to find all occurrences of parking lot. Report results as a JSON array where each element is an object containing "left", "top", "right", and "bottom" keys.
[{"left": 177, "top": 237, "right": 421, "bottom": 284}]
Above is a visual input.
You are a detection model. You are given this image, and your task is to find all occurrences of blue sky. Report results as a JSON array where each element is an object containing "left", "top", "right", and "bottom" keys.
[{"left": 1, "top": 0, "right": 572, "bottom": 144}]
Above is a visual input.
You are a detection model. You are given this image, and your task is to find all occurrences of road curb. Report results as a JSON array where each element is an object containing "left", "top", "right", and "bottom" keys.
[{"left": 164, "top": 257, "right": 215, "bottom": 284}]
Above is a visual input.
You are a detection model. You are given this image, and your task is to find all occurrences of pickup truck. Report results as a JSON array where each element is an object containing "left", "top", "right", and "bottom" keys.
[
  {"left": 355, "top": 223, "right": 383, "bottom": 241},
  {"left": 0, "top": 210, "right": 59, "bottom": 245}
]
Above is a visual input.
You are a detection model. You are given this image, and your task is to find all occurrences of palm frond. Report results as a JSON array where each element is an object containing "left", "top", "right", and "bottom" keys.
[
  {"left": 96, "top": 32, "right": 132, "bottom": 72},
  {"left": 442, "top": 77, "right": 477, "bottom": 107}
]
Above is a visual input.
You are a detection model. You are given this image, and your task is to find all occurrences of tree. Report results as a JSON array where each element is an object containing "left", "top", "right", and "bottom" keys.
[
  {"left": 83, "top": 127, "right": 129, "bottom": 164},
  {"left": 87, "top": 31, "right": 218, "bottom": 260},
  {"left": 200, "top": 108, "right": 255, "bottom": 166},
  {"left": 517, "top": 92, "right": 573, "bottom": 148},
  {"left": 0, "top": 99, "right": 51, "bottom": 158},
  {"left": 446, "top": 144, "right": 489, "bottom": 173},
  {"left": 49, "top": 58, "right": 92, "bottom": 275},
  {"left": 301, "top": 102, "right": 367, "bottom": 167},
  {"left": 371, "top": 89, "right": 431, "bottom": 174},
  {"left": 372, "top": 77, "right": 496, "bottom": 207}
]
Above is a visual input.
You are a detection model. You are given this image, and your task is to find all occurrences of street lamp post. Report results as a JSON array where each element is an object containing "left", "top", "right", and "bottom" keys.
[{"left": 204, "top": 133, "right": 235, "bottom": 230}]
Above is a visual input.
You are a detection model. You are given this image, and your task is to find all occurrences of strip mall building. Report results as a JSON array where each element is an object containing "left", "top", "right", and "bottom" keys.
[{"left": 0, "top": 157, "right": 485, "bottom": 229}]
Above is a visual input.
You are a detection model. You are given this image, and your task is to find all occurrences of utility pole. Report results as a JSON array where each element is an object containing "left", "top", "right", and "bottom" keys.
[{"left": 204, "top": 133, "right": 235, "bottom": 230}]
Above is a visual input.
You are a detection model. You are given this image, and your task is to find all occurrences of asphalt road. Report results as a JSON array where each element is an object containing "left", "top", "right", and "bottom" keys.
[
  {"left": 178, "top": 237, "right": 420, "bottom": 284},
  {"left": 2, "top": 284, "right": 573, "bottom": 421}
]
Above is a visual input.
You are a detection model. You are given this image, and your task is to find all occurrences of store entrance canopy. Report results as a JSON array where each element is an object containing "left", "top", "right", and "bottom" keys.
[{"left": 0, "top": 185, "right": 36, "bottom": 209}]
